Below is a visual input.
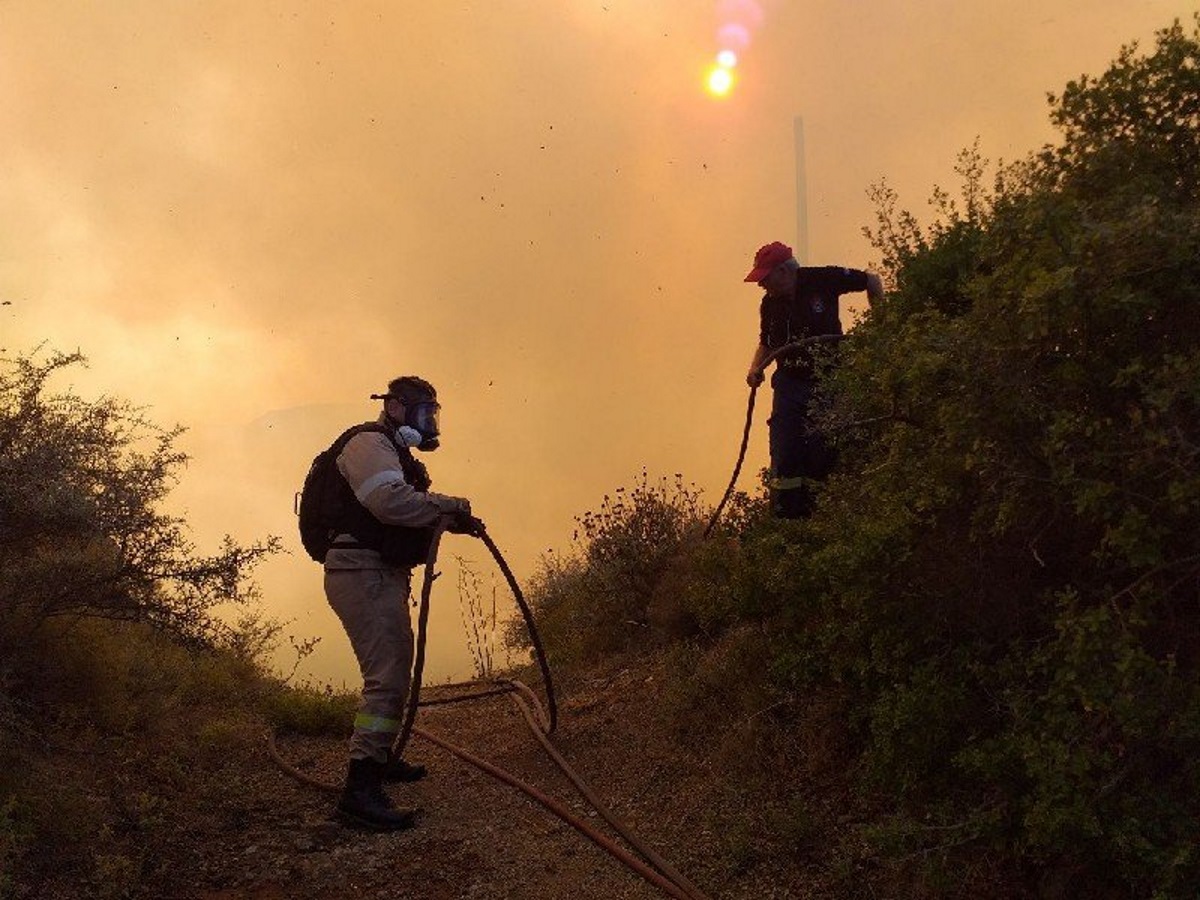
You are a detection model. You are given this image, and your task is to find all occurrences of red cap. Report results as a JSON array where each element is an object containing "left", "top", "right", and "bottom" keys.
[{"left": 744, "top": 241, "right": 794, "bottom": 282}]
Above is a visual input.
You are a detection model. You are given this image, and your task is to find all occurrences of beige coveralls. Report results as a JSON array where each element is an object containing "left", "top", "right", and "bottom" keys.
[{"left": 323, "top": 417, "right": 466, "bottom": 763}]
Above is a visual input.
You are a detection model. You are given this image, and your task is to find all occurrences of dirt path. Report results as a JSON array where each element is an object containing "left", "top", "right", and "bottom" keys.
[{"left": 156, "top": 662, "right": 815, "bottom": 900}]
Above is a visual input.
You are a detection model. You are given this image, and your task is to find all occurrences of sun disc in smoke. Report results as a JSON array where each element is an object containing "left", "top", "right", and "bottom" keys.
[{"left": 706, "top": 64, "right": 734, "bottom": 97}]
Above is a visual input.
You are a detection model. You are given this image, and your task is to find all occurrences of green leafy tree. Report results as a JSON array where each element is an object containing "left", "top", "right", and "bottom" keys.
[
  {"left": 550, "top": 15, "right": 1200, "bottom": 897},
  {"left": 0, "top": 347, "right": 280, "bottom": 667},
  {"left": 0, "top": 346, "right": 286, "bottom": 897},
  {"left": 796, "top": 16, "right": 1200, "bottom": 894},
  {"left": 462, "top": 19, "right": 1200, "bottom": 894}
]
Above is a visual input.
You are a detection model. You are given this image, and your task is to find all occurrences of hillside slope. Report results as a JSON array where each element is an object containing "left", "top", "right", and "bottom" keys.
[{"left": 122, "top": 655, "right": 850, "bottom": 900}]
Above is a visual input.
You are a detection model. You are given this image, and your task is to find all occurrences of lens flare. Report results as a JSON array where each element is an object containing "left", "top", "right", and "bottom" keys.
[
  {"left": 717, "top": 22, "right": 751, "bottom": 52},
  {"left": 717, "top": 0, "right": 764, "bottom": 29},
  {"left": 706, "top": 65, "right": 734, "bottom": 97},
  {"left": 708, "top": 0, "right": 761, "bottom": 98}
]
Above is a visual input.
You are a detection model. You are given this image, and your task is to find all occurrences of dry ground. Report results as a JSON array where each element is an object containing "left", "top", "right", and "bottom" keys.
[{"left": 133, "top": 655, "right": 850, "bottom": 900}]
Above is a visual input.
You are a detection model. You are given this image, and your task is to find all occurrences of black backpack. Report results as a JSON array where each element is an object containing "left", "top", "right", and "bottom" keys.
[{"left": 296, "top": 423, "right": 433, "bottom": 565}]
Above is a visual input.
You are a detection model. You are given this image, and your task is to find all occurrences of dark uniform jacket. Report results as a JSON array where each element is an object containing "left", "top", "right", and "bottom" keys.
[{"left": 759, "top": 266, "right": 868, "bottom": 378}]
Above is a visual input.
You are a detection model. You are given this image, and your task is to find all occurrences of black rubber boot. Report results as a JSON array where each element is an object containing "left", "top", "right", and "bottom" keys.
[
  {"left": 336, "top": 757, "right": 418, "bottom": 831},
  {"left": 382, "top": 748, "right": 427, "bottom": 783}
]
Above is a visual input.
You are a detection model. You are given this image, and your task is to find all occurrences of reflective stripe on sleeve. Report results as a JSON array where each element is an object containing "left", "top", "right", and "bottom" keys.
[{"left": 354, "top": 469, "right": 405, "bottom": 503}]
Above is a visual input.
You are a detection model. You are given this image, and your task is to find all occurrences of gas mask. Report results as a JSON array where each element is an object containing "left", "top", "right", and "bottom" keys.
[
  {"left": 393, "top": 400, "right": 440, "bottom": 452},
  {"left": 373, "top": 378, "right": 442, "bottom": 452}
]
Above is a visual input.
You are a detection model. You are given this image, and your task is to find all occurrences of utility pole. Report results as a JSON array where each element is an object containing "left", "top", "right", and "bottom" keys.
[{"left": 793, "top": 116, "right": 809, "bottom": 263}]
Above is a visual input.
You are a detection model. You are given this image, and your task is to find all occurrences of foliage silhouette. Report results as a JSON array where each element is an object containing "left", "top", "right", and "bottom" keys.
[{"left": 515, "top": 18, "right": 1200, "bottom": 896}]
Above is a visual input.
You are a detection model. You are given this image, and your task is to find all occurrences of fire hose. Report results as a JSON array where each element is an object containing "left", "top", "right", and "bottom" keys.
[
  {"left": 393, "top": 517, "right": 556, "bottom": 759},
  {"left": 702, "top": 334, "right": 845, "bottom": 537},
  {"left": 269, "top": 519, "right": 710, "bottom": 900}
]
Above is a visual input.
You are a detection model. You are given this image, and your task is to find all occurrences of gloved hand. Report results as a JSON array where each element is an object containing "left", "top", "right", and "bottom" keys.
[
  {"left": 447, "top": 513, "right": 484, "bottom": 535},
  {"left": 444, "top": 498, "right": 482, "bottom": 535}
]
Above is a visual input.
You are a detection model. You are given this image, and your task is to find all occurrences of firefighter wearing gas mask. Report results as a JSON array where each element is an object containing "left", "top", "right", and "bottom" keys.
[{"left": 323, "top": 375, "right": 476, "bottom": 831}]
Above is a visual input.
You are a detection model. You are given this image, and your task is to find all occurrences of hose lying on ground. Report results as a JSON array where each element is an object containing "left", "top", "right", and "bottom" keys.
[
  {"left": 268, "top": 682, "right": 708, "bottom": 900},
  {"left": 269, "top": 521, "right": 706, "bottom": 900}
]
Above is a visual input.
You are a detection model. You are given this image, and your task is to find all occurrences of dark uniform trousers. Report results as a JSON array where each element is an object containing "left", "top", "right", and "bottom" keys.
[{"left": 768, "top": 369, "right": 836, "bottom": 518}]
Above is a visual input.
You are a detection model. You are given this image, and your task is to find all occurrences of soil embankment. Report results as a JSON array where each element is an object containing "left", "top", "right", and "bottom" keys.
[{"left": 171, "top": 658, "right": 814, "bottom": 900}]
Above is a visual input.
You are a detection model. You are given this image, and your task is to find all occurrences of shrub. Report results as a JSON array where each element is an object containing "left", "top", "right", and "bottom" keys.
[
  {"left": 509, "top": 470, "right": 708, "bottom": 664},
  {"left": 0, "top": 614, "right": 285, "bottom": 898},
  {"left": 769, "top": 17, "right": 1200, "bottom": 894},
  {"left": 541, "top": 16, "right": 1200, "bottom": 897},
  {"left": 0, "top": 347, "right": 284, "bottom": 898},
  {"left": 0, "top": 347, "right": 280, "bottom": 662},
  {"left": 261, "top": 680, "right": 358, "bottom": 737}
]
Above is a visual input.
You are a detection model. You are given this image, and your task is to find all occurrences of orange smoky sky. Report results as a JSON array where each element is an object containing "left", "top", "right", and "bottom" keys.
[{"left": 0, "top": 0, "right": 1188, "bottom": 685}]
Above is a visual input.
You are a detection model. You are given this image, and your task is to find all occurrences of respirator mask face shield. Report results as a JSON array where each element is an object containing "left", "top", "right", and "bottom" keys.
[
  {"left": 391, "top": 399, "right": 440, "bottom": 451},
  {"left": 404, "top": 401, "right": 440, "bottom": 451},
  {"left": 375, "top": 381, "right": 442, "bottom": 451}
]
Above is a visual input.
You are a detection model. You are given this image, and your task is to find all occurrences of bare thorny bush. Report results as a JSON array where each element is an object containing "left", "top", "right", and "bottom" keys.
[{"left": 455, "top": 555, "right": 497, "bottom": 679}]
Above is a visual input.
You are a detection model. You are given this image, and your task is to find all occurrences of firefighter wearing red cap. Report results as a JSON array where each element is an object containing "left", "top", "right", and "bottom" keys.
[{"left": 744, "top": 242, "right": 884, "bottom": 518}]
